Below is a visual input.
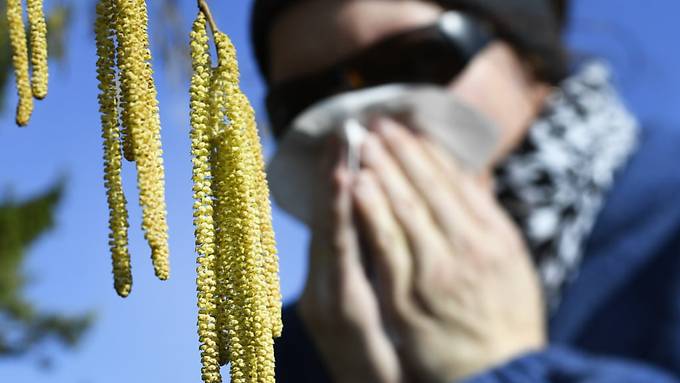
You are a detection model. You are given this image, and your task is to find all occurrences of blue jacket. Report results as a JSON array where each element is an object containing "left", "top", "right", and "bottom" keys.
[{"left": 273, "top": 120, "right": 680, "bottom": 382}]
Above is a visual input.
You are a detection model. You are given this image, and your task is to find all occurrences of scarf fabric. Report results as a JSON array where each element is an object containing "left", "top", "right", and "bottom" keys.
[{"left": 495, "top": 61, "right": 639, "bottom": 309}]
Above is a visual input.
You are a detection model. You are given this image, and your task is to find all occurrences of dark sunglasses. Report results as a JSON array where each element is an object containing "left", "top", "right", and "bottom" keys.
[{"left": 265, "top": 10, "right": 493, "bottom": 139}]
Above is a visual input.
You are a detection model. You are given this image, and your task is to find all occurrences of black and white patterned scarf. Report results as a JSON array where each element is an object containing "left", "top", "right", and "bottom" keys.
[{"left": 494, "top": 62, "right": 639, "bottom": 309}]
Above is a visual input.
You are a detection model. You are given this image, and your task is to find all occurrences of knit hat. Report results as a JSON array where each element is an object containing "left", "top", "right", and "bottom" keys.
[{"left": 250, "top": 0, "right": 568, "bottom": 84}]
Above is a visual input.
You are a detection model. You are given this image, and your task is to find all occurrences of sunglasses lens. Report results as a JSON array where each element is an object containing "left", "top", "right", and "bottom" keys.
[
  {"left": 267, "top": 12, "right": 491, "bottom": 139},
  {"left": 357, "top": 34, "right": 465, "bottom": 86}
]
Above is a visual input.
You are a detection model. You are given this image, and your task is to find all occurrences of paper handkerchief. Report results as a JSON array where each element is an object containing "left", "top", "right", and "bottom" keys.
[{"left": 267, "top": 84, "right": 500, "bottom": 225}]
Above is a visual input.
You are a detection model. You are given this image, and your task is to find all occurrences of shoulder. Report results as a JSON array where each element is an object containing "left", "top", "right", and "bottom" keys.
[
  {"left": 274, "top": 304, "right": 330, "bottom": 383},
  {"left": 595, "top": 120, "right": 680, "bottom": 239},
  {"left": 551, "top": 120, "right": 680, "bottom": 342}
]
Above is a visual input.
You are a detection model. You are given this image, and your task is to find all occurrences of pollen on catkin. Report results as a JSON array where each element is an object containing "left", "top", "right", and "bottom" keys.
[
  {"left": 189, "top": 6, "right": 281, "bottom": 382},
  {"left": 210, "top": 56, "right": 264, "bottom": 382},
  {"left": 209, "top": 62, "right": 247, "bottom": 379},
  {"left": 240, "top": 93, "right": 282, "bottom": 339},
  {"left": 94, "top": 0, "right": 170, "bottom": 296},
  {"left": 113, "top": 0, "right": 170, "bottom": 280},
  {"left": 208, "top": 68, "right": 232, "bottom": 369},
  {"left": 26, "top": 0, "right": 48, "bottom": 99},
  {"left": 190, "top": 13, "right": 222, "bottom": 383},
  {"left": 218, "top": 29, "right": 279, "bottom": 383},
  {"left": 241, "top": 94, "right": 279, "bottom": 380},
  {"left": 95, "top": 0, "right": 132, "bottom": 297},
  {"left": 135, "top": 0, "right": 170, "bottom": 281},
  {"left": 7, "top": 0, "right": 34, "bottom": 126}
]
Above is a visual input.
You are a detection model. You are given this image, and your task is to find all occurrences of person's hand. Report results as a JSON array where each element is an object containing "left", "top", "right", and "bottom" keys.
[
  {"left": 352, "top": 118, "right": 546, "bottom": 383},
  {"left": 297, "top": 143, "right": 404, "bottom": 383}
]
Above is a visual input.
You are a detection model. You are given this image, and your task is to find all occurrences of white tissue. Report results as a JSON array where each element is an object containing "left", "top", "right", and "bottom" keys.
[
  {"left": 267, "top": 84, "right": 500, "bottom": 225},
  {"left": 343, "top": 118, "right": 367, "bottom": 173}
]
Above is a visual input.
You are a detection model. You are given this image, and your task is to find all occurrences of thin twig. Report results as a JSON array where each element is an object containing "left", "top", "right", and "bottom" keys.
[{"left": 197, "top": 0, "right": 219, "bottom": 40}]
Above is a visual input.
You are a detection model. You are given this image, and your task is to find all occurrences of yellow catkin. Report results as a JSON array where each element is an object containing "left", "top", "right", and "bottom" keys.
[
  {"left": 216, "top": 31, "right": 277, "bottom": 383},
  {"left": 190, "top": 13, "right": 222, "bottom": 383},
  {"left": 209, "top": 45, "right": 249, "bottom": 382},
  {"left": 212, "top": 106, "right": 246, "bottom": 383},
  {"left": 115, "top": 0, "right": 170, "bottom": 280},
  {"left": 210, "top": 72, "right": 254, "bottom": 383},
  {"left": 94, "top": 0, "right": 170, "bottom": 295},
  {"left": 190, "top": 6, "right": 281, "bottom": 382},
  {"left": 26, "top": 0, "right": 48, "bottom": 99},
  {"left": 117, "top": 89, "right": 136, "bottom": 164},
  {"left": 242, "top": 95, "right": 282, "bottom": 339},
  {"left": 115, "top": 0, "right": 134, "bottom": 162},
  {"left": 237, "top": 91, "right": 277, "bottom": 382},
  {"left": 117, "top": 0, "right": 149, "bottom": 163},
  {"left": 95, "top": 0, "right": 132, "bottom": 298},
  {"left": 7, "top": 0, "right": 34, "bottom": 126},
  {"left": 137, "top": 0, "right": 170, "bottom": 280},
  {"left": 120, "top": 109, "right": 136, "bottom": 162},
  {"left": 210, "top": 73, "right": 231, "bottom": 369}
]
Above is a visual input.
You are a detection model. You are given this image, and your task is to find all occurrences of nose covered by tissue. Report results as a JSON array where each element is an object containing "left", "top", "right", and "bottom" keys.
[{"left": 267, "top": 84, "right": 500, "bottom": 225}]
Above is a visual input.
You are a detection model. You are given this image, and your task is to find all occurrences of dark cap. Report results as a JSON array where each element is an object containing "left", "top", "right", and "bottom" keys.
[{"left": 251, "top": 0, "right": 568, "bottom": 84}]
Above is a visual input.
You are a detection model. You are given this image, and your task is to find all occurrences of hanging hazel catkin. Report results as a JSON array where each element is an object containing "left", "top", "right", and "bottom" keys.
[
  {"left": 190, "top": 2, "right": 282, "bottom": 382},
  {"left": 6, "top": 0, "right": 48, "bottom": 126},
  {"left": 94, "top": 0, "right": 170, "bottom": 297},
  {"left": 190, "top": 12, "right": 221, "bottom": 383},
  {"left": 95, "top": 0, "right": 132, "bottom": 297},
  {"left": 27, "top": 0, "right": 48, "bottom": 99}
]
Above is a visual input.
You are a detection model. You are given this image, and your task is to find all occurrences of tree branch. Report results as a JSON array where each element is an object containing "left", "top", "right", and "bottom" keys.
[{"left": 197, "top": 0, "right": 219, "bottom": 40}]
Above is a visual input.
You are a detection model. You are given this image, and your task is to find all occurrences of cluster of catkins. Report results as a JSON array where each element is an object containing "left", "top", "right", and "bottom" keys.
[
  {"left": 94, "top": 0, "right": 170, "bottom": 297},
  {"left": 7, "top": 0, "right": 48, "bottom": 126},
  {"left": 190, "top": 11, "right": 282, "bottom": 383}
]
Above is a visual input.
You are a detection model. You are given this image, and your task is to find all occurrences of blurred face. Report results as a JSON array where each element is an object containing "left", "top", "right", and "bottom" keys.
[{"left": 268, "top": 0, "right": 551, "bottom": 164}]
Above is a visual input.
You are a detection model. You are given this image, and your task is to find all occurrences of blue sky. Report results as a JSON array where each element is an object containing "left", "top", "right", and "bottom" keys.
[{"left": 1, "top": 0, "right": 679, "bottom": 382}]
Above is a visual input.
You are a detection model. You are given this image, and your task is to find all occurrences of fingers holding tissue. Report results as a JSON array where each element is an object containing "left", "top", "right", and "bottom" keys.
[
  {"left": 299, "top": 142, "right": 404, "bottom": 383},
  {"left": 350, "top": 118, "right": 546, "bottom": 383},
  {"left": 297, "top": 110, "right": 544, "bottom": 383}
]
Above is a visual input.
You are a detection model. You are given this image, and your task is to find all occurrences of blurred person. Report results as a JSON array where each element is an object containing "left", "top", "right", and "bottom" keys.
[{"left": 249, "top": 0, "right": 680, "bottom": 382}]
